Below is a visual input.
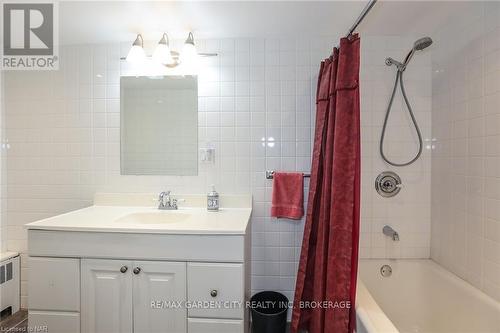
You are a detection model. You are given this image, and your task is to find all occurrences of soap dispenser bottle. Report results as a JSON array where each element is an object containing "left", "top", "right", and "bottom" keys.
[{"left": 207, "top": 185, "right": 219, "bottom": 211}]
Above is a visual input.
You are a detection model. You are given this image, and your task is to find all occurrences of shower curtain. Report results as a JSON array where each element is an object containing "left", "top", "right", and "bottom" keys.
[{"left": 291, "top": 35, "right": 361, "bottom": 333}]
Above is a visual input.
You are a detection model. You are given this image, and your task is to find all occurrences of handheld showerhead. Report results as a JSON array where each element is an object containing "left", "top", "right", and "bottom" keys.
[
  {"left": 413, "top": 37, "right": 433, "bottom": 51},
  {"left": 380, "top": 37, "right": 433, "bottom": 166},
  {"left": 402, "top": 36, "right": 433, "bottom": 69},
  {"left": 385, "top": 37, "right": 433, "bottom": 72}
]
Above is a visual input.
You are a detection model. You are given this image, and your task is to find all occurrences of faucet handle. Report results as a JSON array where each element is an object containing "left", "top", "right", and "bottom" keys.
[
  {"left": 158, "top": 191, "right": 171, "bottom": 207},
  {"left": 159, "top": 191, "right": 170, "bottom": 199}
]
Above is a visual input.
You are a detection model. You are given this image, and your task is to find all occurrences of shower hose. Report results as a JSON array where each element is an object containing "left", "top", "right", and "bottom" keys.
[{"left": 379, "top": 69, "right": 423, "bottom": 166}]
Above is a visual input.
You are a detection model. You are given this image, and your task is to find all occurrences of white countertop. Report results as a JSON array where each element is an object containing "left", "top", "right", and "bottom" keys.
[
  {"left": 0, "top": 251, "right": 19, "bottom": 262},
  {"left": 26, "top": 193, "right": 252, "bottom": 235}
]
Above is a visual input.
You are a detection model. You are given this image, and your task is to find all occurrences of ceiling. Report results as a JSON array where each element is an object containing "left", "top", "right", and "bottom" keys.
[{"left": 59, "top": 1, "right": 475, "bottom": 45}]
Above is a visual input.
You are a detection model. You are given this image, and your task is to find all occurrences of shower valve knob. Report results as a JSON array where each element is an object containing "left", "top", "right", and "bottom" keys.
[{"left": 375, "top": 171, "right": 402, "bottom": 198}]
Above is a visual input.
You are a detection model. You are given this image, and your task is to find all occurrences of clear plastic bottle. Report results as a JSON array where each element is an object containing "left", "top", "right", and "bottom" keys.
[{"left": 207, "top": 184, "right": 219, "bottom": 211}]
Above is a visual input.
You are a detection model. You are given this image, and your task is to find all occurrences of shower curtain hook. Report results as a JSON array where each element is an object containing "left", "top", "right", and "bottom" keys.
[{"left": 347, "top": 33, "right": 358, "bottom": 41}]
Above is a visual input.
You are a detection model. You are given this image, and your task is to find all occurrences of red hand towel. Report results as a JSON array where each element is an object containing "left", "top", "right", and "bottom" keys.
[{"left": 271, "top": 172, "right": 304, "bottom": 220}]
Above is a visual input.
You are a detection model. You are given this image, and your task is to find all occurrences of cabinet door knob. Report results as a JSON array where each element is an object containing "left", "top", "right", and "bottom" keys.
[
  {"left": 210, "top": 289, "right": 218, "bottom": 297},
  {"left": 133, "top": 267, "right": 141, "bottom": 275},
  {"left": 120, "top": 266, "right": 128, "bottom": 273}
]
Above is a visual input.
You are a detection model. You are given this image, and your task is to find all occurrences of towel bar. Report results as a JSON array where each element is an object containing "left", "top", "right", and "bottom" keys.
[{"left": 266, "top": 170, "right": 311, "bottom": 180}]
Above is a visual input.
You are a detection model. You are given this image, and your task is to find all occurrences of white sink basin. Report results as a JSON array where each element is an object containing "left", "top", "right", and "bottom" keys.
[{"left": 115, "top": 211, "right": 190, "bottom": 225}]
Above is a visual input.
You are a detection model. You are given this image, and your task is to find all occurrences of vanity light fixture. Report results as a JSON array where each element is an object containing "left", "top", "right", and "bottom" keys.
[
  {"left": 124, "top": 32, "right": 216, "bottom": 71},
  {"left": 152, "top": 33, "right": 174, "bottom": 65},
  {"left": 180, "top": 32, "right": 198, "bottom": 67},
  {"left": 125, "top": 34, "right": 146, "bottom": 64}
]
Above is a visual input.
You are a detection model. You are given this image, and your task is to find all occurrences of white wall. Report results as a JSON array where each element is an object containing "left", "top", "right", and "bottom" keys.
[
  {"left": 3, "top": 35, "right": 431, "bottom": 308},
  {"left": 360, "top": 36, "right": 432, "bottom": 259},
  {"left": 431, "top": 2, "right": 500, "bottom": 302}
]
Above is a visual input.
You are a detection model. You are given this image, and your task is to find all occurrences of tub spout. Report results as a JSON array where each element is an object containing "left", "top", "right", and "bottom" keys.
[{"left": 383, "top": 225, "right": 399, "bottom": 241}]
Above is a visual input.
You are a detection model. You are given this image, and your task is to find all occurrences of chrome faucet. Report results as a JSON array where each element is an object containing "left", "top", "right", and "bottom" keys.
[
  {"left": 383, "top": 225, "right": 399, "bottom": 241},
  {"left": 158, "top": 191, "right": 180, "bottom": 210}
]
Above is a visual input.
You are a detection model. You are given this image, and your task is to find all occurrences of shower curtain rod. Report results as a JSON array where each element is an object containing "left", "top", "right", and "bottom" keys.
[{"left": 346, "top": 0, "right": 377, "bottom": 38}]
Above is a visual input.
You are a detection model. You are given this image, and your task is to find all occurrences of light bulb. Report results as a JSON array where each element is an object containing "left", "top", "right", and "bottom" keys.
[
  {"left": 126, "top": 34, "right": 146, "bottom": 64},
  {"left": 152, "top": 33, "right": 174, "bottom": 65},
  {"left": 180, "top": 32, "right": 199, "bottom": 73},
  {"left": 126, "top": 45, "right": 145, "bottom": 63}
]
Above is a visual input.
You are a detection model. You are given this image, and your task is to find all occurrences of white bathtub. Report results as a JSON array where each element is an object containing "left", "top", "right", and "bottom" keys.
[{"left": 356, "top": 259, "right": 500, "bottom": 333}]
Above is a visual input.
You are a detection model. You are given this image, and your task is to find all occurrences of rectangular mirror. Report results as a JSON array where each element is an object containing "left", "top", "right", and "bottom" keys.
[{"left": 120, "top": 76, "right": 198, "bottom": 175}]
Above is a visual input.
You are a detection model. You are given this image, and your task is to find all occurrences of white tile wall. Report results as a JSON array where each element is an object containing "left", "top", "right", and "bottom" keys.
[
  {"left": 3, "top": 35, "right": 432, "bottom": 308},
  {"left": 431, "top": 2, "right": 500, "bottom": 302},
  {"left": 360, "top": 36, "right": 432, "bottom": 259},
  {"left": 3, "top": 37, "right": 318, "bottom": 308}
]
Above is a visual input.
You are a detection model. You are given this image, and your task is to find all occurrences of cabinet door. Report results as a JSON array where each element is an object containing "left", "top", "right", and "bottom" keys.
[
  {"left": 29, "top": 257, "right": 80, "bottom": 311},
  {"left": 133, "top": 261, "right": 186, "bottom": 333},
  {"left": 81, "top": 259, "right": 133, "bottom": 333}
]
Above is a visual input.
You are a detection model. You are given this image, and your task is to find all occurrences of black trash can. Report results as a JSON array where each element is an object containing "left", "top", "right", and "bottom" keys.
[{"left": 250, "top": 291, "right": 289, "bottom": 333}]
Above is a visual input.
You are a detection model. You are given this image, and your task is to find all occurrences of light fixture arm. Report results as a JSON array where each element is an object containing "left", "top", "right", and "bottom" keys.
[
  {"left": 185, "top": 32, "right": 195, "bottom": 46},
  {"left": 159, "top": 33, "right": 170, "bottom": 46},
  {"left": 132, "top": 34, "right": 144, "bottom": 47}
]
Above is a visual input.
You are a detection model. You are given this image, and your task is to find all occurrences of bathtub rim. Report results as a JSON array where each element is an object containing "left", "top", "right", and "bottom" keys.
[
  {"left": 423, "top": 259, "right": 500, "bottom": 312},
  {"left": 356, "top": 276, "right": 399, "bottom": 333}
]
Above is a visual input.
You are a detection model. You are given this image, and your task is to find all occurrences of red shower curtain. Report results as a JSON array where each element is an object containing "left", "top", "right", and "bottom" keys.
[{"left": 291, "top": 35, "right": 361, "bottom": 333}]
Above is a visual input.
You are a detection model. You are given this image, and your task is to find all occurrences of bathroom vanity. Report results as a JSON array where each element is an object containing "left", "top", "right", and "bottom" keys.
[{"left": 26, "top": 193, "right": 252, "bottom": 333}]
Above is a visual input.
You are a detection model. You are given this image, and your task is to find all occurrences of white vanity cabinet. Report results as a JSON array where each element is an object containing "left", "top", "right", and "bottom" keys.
[
  {"left": 28, "top": 229, "right": 251, "bottom": 333},
  {"left": 26, "top": 194, "right": 252, "bottom": 333}
]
